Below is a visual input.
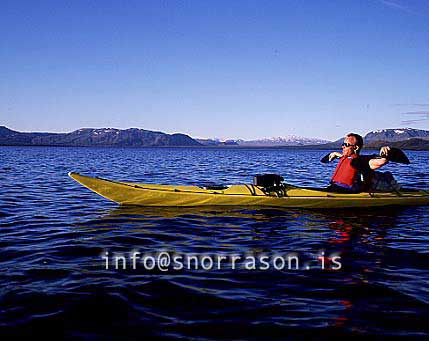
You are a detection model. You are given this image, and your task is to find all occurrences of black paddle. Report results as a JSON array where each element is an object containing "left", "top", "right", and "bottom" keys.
[
  {"left": 320, "top": 147, "right": 410, "bottom": 164},
  {"left": 381, "top": 147, "right": 410, "bottom": 164},
  {"left": 320, "top": 153, "right": 334, "bottom": 163}
]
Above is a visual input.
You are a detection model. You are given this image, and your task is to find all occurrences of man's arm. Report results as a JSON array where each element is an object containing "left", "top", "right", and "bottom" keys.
[
  {"left": 369, "top": 146, "right": 390, "bottom": 170},
  {"left": 369, "top": 157, "right": 388, "bottom": 170}
]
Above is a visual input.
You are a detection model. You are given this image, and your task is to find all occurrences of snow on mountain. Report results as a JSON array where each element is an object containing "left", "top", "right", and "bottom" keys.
[
  {"left": 227, "top": 135, "right": 329, "bottom": 146},
  {"left": 364, "top": 128, "right": 429, "bottom": 143}
]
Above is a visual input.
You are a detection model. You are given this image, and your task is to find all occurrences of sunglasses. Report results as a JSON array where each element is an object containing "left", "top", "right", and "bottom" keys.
[{"left": 342, "top": 142, "right": 355, "bottom": 148}]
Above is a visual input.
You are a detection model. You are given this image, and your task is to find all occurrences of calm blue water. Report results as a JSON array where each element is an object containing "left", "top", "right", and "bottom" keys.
[{"left": 1, "top": 146, "right": 429, "bottom": 339}]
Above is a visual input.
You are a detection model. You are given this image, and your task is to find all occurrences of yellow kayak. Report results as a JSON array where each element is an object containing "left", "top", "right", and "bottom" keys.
[{"left": 68, "top": 172, "right": 429, "bottom": 208}]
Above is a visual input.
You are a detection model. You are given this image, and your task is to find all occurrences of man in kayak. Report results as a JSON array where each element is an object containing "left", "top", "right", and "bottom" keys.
[{"left": 326, "top": 133, "right": 390, "bottom": 193}]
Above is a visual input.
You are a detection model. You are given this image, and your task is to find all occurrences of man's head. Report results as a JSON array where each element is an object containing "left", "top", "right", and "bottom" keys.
[{"left": 342, "top": 133, "right": 363, "bottom": 156}]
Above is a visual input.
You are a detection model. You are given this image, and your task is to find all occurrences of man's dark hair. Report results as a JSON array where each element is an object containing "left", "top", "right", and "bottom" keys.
[{"left": 347, "top": 133, "right": 363, "bottom": 148}]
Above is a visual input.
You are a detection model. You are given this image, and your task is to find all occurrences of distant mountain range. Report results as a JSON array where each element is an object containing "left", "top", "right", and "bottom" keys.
[
  {"left": 234, "top": 136, "right": 329, "bottom": 147},
  {"left": 0, "top": 126, "right": 201, "bottom": 147},
  {"left": 196, "top": 129, "right": 429, "bottom": 149},
  {"left": 195, "top": 138, "right": 239, "bottom": 146},
  {"left": 365, "top": 128, "right": 429, "bottom": 143},
  {"left": 313, "top": 128, "right": 429, "bottom": 150},
  {"left": 0, "top": 126, "right": 330, "bottom": 147},
  {"left": 1, "top": 126, "right": 429, "bottom": 150},
  {"left": 197, "top": 136, "right": 328, "bottom": 147},
  {"left": 363, "top": 128, "right": 429, "bottom": 150}
]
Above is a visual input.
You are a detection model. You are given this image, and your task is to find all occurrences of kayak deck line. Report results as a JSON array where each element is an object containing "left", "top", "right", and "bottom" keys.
[{"left": 68, "top": 172, "right": 429, "bottom": 208}]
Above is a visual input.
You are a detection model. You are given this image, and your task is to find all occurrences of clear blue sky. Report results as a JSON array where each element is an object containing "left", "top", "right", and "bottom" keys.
[{"left": 1, "top": 0, "right": 429, "bottom": 140}]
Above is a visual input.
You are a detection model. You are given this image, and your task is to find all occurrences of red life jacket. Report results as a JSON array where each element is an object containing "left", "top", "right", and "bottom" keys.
[{"left": 331, "top": 154, "right": 359, "bottom": 187}]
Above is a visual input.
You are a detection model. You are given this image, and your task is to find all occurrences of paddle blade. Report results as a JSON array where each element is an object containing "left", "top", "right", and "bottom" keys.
[
  {"left": 320, "top": 153, "right": 331, "bottom": 163},
  {"left": 385, "top": 147, "right": 410, "bottom": 164}
]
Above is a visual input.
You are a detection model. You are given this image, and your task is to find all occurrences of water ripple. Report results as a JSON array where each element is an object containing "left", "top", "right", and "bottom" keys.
[{"left": 1, "top": 146, "right": 429, "bottom": 339}]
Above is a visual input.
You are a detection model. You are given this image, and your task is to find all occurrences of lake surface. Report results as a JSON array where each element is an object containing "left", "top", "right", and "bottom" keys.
[{"left": 1, "top": 146, "right": 429, "bottom": 339}]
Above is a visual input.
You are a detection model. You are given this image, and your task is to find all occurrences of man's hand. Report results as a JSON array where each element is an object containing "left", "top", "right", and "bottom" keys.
[
  {"left": 329, "top": 152, "right": 342, "bottom": 161},
  {"left": 380, "top": 146, "right": 390, "bottom": 158}
]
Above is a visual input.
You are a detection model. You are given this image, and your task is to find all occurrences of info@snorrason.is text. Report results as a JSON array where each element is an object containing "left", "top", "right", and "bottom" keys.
[{"left": 101, "top": 251, "right": 342, "bottom": 272}]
